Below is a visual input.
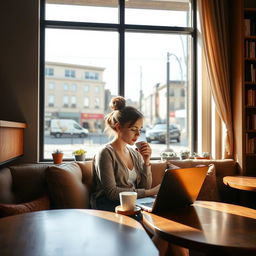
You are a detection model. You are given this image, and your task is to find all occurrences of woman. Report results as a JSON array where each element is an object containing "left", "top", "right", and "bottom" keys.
[{"left": 90, "top": 96, "right": 160, "bottom": 211}]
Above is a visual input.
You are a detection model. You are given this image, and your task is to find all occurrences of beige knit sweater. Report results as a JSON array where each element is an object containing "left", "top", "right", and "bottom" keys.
[{"left": 91, "top": 144, "right": 152, "bottom": 205}]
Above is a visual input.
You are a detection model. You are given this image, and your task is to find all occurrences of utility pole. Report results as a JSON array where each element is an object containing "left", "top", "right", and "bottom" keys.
[
  {"left": 139, "top": 66, "right": 142, "bottom": 112},
  {"left": 166, "top": 52, "right": 170, "bottom": 151}
]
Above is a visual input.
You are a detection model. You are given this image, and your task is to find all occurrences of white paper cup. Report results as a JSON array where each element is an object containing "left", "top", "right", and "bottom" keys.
[
  {"left": 119, "top": 191, "right": 137, "bottom": 211},
  {"left": 135, "top": 141, "right": 146, "bottom": 149}
]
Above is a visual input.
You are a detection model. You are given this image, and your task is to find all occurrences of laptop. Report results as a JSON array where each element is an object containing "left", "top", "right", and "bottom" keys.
[{"left": 136, "top": 166, "right": 208, "bottom": 213}]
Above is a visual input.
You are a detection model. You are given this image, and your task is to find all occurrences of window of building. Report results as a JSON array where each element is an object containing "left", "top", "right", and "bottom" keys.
[
  {"left": 48, "top": 95, "right": 55, "bottom": 107},
  {"left": 45, "top": 67, "right": 54, "bottom": 76},
  {"left": 63, "top": 83, "right": 69, "bottom": 91},
  {"left": 71, "top": 84, "right": 77, "bottom": 91},
  {"left": 95, "top": 97, "right": 100, "bottom": 109},
  {"left": 84, "top": 85, "right": 89, "bottom": 92},
  {"left": 63, "top": 96, "right": 69, "bottom": 107},
  {"left": 71, "top": 96, "right": 77, "bottom": 108},
  {"left": 181, "top": 88, "right": 185, "bottom": 97},
  {"left": 84, "top": 97, "right": 89, "bottom": 108},
  {"left": 48, "top": 82, "right": 55, "bottom": 90},
  {"left": 94, "top": 86, "right": 99, "bottom": 93},
  {"left": 65, "top": 69, "right": 76, "bottom": 78},
  {"left": 85, "top": 71, "right": 99, "bottom": 80},
  {"left": 41, "top": 0, "right": 196, "bottom": 160}
]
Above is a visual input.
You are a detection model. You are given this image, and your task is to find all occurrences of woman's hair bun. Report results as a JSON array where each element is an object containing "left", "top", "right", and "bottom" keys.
[{"left": 109, "top": 96, "right": 126, "bottom": 111}]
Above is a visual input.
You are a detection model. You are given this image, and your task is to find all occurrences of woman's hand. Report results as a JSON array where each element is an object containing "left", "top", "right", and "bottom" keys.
[
  {"left": 145, "top": 184, "right": 160, "bottom": 197},
  {"left": 137, "top": 141, "right": 152, "bottom": 165}
]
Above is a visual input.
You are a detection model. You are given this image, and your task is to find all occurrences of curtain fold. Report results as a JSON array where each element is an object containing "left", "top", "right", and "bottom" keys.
[{"left": 198, "top": 0, "right": 234, "bottom": 159}]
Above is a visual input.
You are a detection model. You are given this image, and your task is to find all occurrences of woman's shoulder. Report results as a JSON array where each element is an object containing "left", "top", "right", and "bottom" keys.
[{"left": 95, "top": 144, "right": 115, "bottom": 158}]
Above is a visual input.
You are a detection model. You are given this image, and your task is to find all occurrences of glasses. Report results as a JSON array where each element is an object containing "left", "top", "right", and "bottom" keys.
[{"left": 129, "top": 127, "right": 142, "bottom": 134}]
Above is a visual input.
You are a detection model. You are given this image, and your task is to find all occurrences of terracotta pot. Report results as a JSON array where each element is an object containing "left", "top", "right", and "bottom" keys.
[{"left": 52, "top": 153, "right": 64, "bottom": 164}]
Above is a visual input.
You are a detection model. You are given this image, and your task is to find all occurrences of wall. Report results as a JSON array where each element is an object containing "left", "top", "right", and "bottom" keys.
[{"left": 0, "top": 1, "right": 39, "bottom": 163}]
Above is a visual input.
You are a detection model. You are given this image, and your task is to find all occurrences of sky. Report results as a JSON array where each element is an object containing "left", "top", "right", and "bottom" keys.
[{"left": 45, "top": 3, "right": 190, "bottom": 101}]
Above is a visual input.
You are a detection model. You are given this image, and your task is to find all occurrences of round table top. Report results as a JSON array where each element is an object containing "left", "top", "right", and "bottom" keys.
[
  {"left": 0, "top": 209, "right": 158, "bottom": 256},
  {"left": 223, "top": 176, "right": 256, "bottom": 192},
  {"left": 142, "top": 201, "right": 256, "bottom": 255}
]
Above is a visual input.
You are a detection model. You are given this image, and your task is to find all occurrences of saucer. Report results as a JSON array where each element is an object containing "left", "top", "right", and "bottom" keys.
[{"left": 115, "top": 205, "right": 141, "bottom": 216}]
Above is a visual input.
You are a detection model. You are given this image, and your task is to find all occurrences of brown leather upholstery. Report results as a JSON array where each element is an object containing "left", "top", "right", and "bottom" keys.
[
  {"left": 46, "top": 162, "right": 91, "bottom": 209},
  {"left": 0, "top": 159, "right": 238, "bottom": 211}
]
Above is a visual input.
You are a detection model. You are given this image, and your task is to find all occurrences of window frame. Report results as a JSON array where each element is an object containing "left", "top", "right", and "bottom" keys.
[{"left": 39, "top": 0, "right": 197, "bottom": 161}]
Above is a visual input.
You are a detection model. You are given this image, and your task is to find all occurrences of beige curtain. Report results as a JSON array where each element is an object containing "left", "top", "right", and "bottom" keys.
[{"left": 198, "top": 0, "right": 233, "bottom": 159}]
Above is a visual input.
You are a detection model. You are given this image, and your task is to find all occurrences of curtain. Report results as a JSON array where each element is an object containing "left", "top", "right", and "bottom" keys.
[{"left": 198, "top": 0, "right": 234, "bottom": 159}]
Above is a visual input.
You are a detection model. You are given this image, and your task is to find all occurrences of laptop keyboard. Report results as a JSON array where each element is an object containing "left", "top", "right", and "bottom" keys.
[{"left": 140, "top": 202, "right": 154, "bottom": 207}]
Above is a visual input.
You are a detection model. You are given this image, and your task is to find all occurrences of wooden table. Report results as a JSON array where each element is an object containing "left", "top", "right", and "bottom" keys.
[
  {"left": 223, "top": 176, "right": 256, "bottom": 192},
  {"left": 142, "top": 201, "right": 256, "bottom": 256},
  {"left": 0, "top": 209, "right": 158, "bottom": 256}
]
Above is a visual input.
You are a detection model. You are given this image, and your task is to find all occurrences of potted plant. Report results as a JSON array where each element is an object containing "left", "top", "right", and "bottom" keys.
[
  {"left": 180, "top": 150, "right": 190, "bottom": 160},
  {"left": 160, "top": 151, "right": 179, "bottom": 161},
  {"left": 73, "top": 149, "right": 87, "bottom": 161},
  {"left": 52, "top": 149, "right": 64, "bottom": 164},
  {"left": 195, "top": 152, "right": 211, "bottom": 160}
]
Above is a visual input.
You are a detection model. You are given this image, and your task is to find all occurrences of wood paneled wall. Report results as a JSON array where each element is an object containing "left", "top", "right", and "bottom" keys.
[{"left": 0, "top": 121, "right": 26, "bottom": 164}]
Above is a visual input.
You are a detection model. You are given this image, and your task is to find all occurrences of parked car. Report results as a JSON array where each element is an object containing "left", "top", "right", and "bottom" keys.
[
  {"left": 145, "top": 123, "right": 181, "bottom": 143},
  {"left": 50, "top": 119, "right": 89, "bottom": 138}
]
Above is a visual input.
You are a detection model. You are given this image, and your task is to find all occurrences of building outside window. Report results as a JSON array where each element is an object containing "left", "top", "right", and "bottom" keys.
[
  {"left": 95, "top": 97, "right": 100, "bottom": 109},
  {"left": 48, "top": 82, "right": 55, "bottom": 90},
  {"left": 63, "top": 83, "right": 69, "bottom": 91},
  {"left": 84, "top": 85, "right": 89, "bottom": 92},
  {"left": 65, "top": 69, "right": 76, "bottom": 78},
  {"left": 71, "top": 84, "right": 77, "bottom": 91},
  {"left": 45, "top": 67, "right": 54, "bottom": 76},
  {"left": 84, "top": 97, "right": 89, "bottom": 108},
  {"left": 48, "top": 95, "right": 55, "bottom": 107},
  {"left": 63, "top": 96, "right": 69, "bottom": 108},
  {"left": 41, "top": 0, "right": 196, "bottom": 160},
  {"left": 71, "top": 96, "right": 77, "bottom": 108},
  {"left": 85, "top": 71, "right": 99, "bottom": 80}
]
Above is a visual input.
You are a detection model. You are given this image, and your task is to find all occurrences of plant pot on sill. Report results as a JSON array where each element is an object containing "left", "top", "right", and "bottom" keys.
[
  {"left": 195, "top": 157, "right": 210, "bottom": 160},
  {"left": 52, "top": 153, "right": 64, "bottom": 164},
  {"left": 74, "top": 154, "right": 86, "bottom": 161}
]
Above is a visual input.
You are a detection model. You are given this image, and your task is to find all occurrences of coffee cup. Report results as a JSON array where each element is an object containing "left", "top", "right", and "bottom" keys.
[
  {"left": 135, "top": 141, "right": 146, "bottom": 149},
  {"left": 119, "top": 191, "right": 137, "bottom": 211}
]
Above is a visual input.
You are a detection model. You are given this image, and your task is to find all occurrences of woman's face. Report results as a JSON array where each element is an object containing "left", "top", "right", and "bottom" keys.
[{"left": 118, "top": 118, "right": 143, "bottom": 145}]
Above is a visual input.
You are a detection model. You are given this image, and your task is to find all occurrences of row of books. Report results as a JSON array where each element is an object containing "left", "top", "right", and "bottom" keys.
[
  {"left": 246, "top": 113, "right": 256, "bottom": 129},
  {"left": 245, "top": 63, "right": 256, "bottom": 82},
  {"left": 246, "top": 89, "right": 256, "bottom": 106},
  {"left": 245, "top": 40, "right": 256, "bottom": 58},
  {"left": 246, "top": 134, "right": 256, "bottom": 153},
  {"left": 245, "top": 18, "right": 256, "bottom": 36}
]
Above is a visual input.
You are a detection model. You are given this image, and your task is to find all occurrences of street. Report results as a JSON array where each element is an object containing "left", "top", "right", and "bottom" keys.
[{"left": 44, "top": 132, "right": 188, "bottom": 159}]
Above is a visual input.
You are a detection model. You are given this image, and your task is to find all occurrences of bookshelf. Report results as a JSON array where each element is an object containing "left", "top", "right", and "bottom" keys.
[
  {"left": 244, "top": 5, "right": 256, "bottom": 174},
  {"left": 232, "top": 0, "right": 256, "bottom": 175}
]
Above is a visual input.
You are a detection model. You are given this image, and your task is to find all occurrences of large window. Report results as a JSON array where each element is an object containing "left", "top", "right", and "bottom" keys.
[{"left": 41, "top": 0, "right": 196, "bottom": 160}]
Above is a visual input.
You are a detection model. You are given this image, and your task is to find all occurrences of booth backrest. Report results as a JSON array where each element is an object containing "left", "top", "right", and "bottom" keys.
[{"left": 0, "top": 159, "right": 238, "bottom": 210}]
